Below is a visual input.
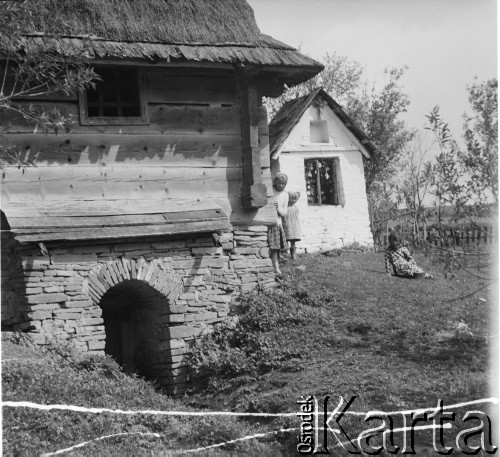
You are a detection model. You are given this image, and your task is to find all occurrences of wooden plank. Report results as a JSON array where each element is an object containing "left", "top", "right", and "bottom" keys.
[
  {"left": 13, "top": 217, "right": 226, "bottom": 233},
  {"left": 148, "top": 104, "right": 240, "bottom": 135},
  {"left": 4, "top": 206, "right": 275, "bottom": 230},
  {"left": 2, "top": 195, "right": 276, "bottom": 227},
  {"left": 0, "top": 101, "right": 240, "bottom": 136},
  {"left": 2, "top": 166, "right": 244, "bottom": 202},
  {"left": 1, "top": 133, "right": 242, "bottom": 167},
  {"left": 9, "top": 209, "right": 226, "bottom": 230},
  {"left": 229, "top": 203, "right": 276, "bottom": 226},
  {"left": 2, "top": 165, "right": 243, "bottom": 183},
  {"left": 1, "top": 199, "right": 222, "bottom": 218},
  {"left": 147, "top": 74, "right": 237, "bottom": 105},
  {"left": 2, "top": 165, "right": 271, "bottom": 203},
  {"left": 14, "top": 219, "right": 231, "bottom": 243}
]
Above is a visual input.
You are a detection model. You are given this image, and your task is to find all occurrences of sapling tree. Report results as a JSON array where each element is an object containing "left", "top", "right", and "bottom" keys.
[
  {"left": 426, "top": 83, "right": 497, "bottom": 229},
  {"left": 395, "top": 133, "right": 435, "bottom": 244},
  {"left": 424, "top": 94, "right": 497, "bottom": 279}
]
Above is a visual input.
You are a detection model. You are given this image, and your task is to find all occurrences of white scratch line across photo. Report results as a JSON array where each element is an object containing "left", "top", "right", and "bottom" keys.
[
  {"left": 40, "top": 427, "right": 297, "bottom": 456},
  {"left": 39, "top": 423, "right": 456, "bottom": 456},
  {"left": 4, "top": 398, "right": 497, "bottom": 456},
  {"left": 41, "top": 432, "right": 161, "bottom": 456},
  {"left": 2, "top": 397, "right": 497, "bottom": 418}
]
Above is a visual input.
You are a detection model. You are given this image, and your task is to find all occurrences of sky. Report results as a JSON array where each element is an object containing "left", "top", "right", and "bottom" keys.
[{"left": 248, "top": 0, "right": 497, "bottom": 140}]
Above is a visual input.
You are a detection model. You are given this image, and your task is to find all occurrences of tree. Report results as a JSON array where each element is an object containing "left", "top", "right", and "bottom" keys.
[
  {"left": 265, "top": 52, "right": 364, "bottom": 120},
  {"left": 348, "top": 67, "right": 415, "bottom": 191},
  {"left": 0, "top": 1, "right": 98, "bottom": 167},
  {"left": 423, "top": 101, "right": 496, "bottom": 280},
  {"left": 266, "top": 53, "right": 415, "bottom": 241},
  {"left": 462, "top": 78, "right": 498, "bottom": 204},
  {"left": 395, "top": 133, "right": 435, "bottom": 243},
  {"left": 426, "top": 78, "right": 497, "bottom": 227}
]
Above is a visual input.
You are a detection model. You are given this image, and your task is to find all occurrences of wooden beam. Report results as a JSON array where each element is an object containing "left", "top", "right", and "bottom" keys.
[
  {"left": 0, "top": 102, "right": 241, "bottom": 136},
  {"left": 1, "top": 133, "right": 242, "bottom": 167},
  {"left": 14, "top": 219, "right": 231, "bottom": 243},
  {"left": 1, "top": 199, "right": 221, "bottom": 218},
  {"left": 237, "top": 68, "right": 268, "bottom": 209},
  {"left": 8, "top": 209, "right": 227, "bottom": 230}
]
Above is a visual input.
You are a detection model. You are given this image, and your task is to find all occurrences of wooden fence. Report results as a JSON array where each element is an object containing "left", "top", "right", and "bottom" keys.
[{"left": 383, "top": 224, "right": 497, "bottom": 247}]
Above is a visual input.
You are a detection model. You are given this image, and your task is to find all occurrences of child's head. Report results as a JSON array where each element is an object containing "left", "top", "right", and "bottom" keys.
[
  {"left": 273, "top": 172, "right": 288, "bottom": 192},
  {"left": 388, "top": 231, "right": 401, "bottom": 249},
  {"left": 288, "top": 191, "right": 300, "bottom": 206}
]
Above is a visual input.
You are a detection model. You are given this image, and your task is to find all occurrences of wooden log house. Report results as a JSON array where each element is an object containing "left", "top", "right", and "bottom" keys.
[{"left": 0, "top": 0, "right": 323, "bottom": 393}]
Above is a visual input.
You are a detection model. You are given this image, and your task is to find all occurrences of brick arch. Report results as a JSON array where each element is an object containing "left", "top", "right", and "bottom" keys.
[{"left": 85, "top": 258, "right": 182, "bottom": 305}]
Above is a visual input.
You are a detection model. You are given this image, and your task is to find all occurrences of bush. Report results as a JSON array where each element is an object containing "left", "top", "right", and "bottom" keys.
[{"left": 189, "top": 289, "right": 334, "bottom": 391}]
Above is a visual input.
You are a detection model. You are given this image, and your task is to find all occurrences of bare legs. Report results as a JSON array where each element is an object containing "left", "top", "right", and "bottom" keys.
[
  {"left": 270, "top": 249, "right": 282, "bottom": 275},
  {"left": 289, "top": 240, "right": 297, "bottom": 260}
]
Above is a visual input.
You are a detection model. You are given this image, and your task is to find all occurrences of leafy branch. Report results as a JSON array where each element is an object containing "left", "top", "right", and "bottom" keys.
[{"left": 0, "top": 1, "right": 99, "bottom": 169}]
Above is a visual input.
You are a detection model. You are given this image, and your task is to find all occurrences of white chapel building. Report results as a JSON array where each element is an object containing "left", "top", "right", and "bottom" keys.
[{"left": 269, "top": 88, "right": 374, "bottom": 252}]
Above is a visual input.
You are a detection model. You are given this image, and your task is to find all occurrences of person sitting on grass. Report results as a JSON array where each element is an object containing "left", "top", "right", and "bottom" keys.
[
  {"left": 385, "top": 230, "right": 425, "bottom": 278},
  {"left": 268, "top": 172, "right": 289, "bottom": 276}
]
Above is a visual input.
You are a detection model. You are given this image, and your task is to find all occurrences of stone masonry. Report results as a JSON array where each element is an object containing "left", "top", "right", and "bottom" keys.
[{"left": 1, "top": 226, "right": 275, "bottom": 394}]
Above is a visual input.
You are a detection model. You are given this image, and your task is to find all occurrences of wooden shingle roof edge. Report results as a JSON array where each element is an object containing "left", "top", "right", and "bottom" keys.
[
  {"left": 269, "top": 88, "right": 377, "bottom": 159},
  {"left": 16, "top": 34, "right": 323, "bottom": 86},
  {"left": 7, "top": 0, "right": 324, "bottom": 85}
]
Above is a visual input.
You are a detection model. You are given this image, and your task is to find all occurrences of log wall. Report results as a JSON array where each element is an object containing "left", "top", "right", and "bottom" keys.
[{"left": 1, "top": 66, "right": 275, "bottom": 226}]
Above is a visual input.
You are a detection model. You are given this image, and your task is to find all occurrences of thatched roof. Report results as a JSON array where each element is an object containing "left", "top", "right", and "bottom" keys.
[
  {"left": 27, "top": 0, "right": 260, "bottom": 45},
  {"left": 11, "top": 0, "right": 323, "bottom": 84},
  {"left": 269, "top": 88, "right": 376, "bottom": 158}
]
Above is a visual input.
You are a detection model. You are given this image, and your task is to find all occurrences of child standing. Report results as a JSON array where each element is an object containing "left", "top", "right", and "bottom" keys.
[
  {"left": 268, "top": 172, "right": 289, "bottom": 276},
  {"left": 283, "top": 191, "right": 302, "bottom": 259}
]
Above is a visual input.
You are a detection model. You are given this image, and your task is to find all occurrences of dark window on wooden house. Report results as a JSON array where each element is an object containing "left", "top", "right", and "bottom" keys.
[
  {"left": 304, "top": 158, "right": 344, "bottom": 206},
  {"left": 79, "top": 66, "right": 148, "bottom": 125}
]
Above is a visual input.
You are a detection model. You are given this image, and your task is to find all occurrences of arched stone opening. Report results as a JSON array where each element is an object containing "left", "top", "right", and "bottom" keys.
[{"left": 99, "top": 279, "right": 168, "bottom": 378}]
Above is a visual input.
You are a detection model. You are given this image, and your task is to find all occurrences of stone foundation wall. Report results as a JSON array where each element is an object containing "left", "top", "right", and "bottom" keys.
[{"left": 1, "top": 226, "right": 274, "bottom": 394}]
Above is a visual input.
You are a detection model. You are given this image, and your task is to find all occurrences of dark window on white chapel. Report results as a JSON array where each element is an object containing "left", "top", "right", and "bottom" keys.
[{"left": 304, "top": 158, "right": 344, "bottom": 206}]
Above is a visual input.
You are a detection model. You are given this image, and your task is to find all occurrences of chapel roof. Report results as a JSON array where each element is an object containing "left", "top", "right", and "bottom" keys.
[{"left": 269, "top": 88, "right": 376, "bottom": 158}]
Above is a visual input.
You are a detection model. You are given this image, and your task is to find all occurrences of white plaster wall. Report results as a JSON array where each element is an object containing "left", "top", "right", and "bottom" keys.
[
  {"left": 283, "top": 105, "right": 365, "bottom": 152},
  {"left": 276, "top": 105, "right": 373, "bottom": 252}
]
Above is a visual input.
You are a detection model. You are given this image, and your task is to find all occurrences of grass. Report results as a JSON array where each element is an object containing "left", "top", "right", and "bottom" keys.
[
  {"left": 188, "top": 250, "right": 497, "bottom": 453},
  {"left": 2, "top": 336, "right": 281, "bottom": 456},
  {"left": 2, "top": 250, "right": 497, "bottom": 455}
]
